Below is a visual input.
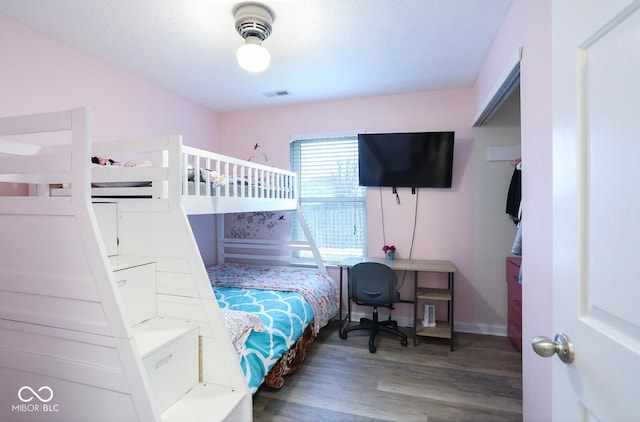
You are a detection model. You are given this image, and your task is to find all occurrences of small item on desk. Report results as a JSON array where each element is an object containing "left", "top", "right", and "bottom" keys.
[
  {"left": 422, "top": 304, "right": 436, "bottom": 327},
  {"left": 383, "top": 245, "right": 396, "bottom": 260}
]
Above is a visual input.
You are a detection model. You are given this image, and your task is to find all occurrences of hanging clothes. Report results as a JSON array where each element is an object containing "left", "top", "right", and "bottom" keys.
[
  {"left": 511, "top": 220, "right": 522, "bottom": 256},
  {"left": 505, "top": 158, "right": 523, "bottom": 283},
  {"left": 506, "top": 162, "right": 521, "bottom": 224}
]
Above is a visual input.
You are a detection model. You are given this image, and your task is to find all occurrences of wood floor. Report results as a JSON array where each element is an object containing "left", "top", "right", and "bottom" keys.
[{"left": 253, "top": 321, "right": 522, "bottom": 421}]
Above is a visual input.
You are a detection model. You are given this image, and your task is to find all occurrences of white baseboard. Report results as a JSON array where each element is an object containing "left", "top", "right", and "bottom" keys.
[
  {"left": 341, "top": 311, "right": 507, "bottom": 337},
  {"left": 343, "top": 310, "right": 414, "bottom": 328},
  {"left": 454, "top": 322, "right": 507, "bottom": 337}
]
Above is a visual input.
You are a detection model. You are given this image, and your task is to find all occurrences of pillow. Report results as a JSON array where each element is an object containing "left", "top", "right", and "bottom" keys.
[
  {"left": 221, "top": 308, "right": 265, "bottom": 359},
  {"left": 186, "top": 166, "right": 225, "bottom": 186},
  {"left": 201, "top": 169, "right": 225, "bottom": 186},
  {"left": 187, "top": 166, "right": 196, "bottom": 181}
]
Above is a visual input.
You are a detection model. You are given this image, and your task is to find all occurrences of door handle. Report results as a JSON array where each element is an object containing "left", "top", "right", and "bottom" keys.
[{"left": 532, "top": 332, "right": 575, "bottom": 364}]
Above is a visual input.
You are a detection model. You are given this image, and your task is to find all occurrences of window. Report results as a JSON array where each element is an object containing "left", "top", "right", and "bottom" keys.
[{"left": 290, "top": 136, "right": 366, "bottom": 263}]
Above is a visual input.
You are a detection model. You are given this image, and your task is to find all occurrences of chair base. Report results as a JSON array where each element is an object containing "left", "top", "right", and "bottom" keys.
[{"left": 339, "top": 310, "right": 408, "bottom": 353}]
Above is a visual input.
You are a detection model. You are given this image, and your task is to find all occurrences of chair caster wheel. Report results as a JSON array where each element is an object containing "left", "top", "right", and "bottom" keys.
[
  {"left": 401, "top": 339, "right": 408, "bottom": 347},
  {"left": 369, "top": 343, "right": 376, "bottom": 353},
  {"left": 339, "top": 331, "right": 347, "bottom": 340}
]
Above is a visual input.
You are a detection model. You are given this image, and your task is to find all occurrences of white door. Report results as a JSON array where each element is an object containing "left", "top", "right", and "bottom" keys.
[{"left": 548, "top": 0, "right": 640, "bottom": 419}]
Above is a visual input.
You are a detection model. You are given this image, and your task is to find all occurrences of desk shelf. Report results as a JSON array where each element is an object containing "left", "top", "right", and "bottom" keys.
[
  {"left": 415, "top": 321, "right": 451, "bottom": 339},
  {"left": 416, "top": 287, "right": 451, "bottom": 301},
  {"left": 414, "top": 272, "right": 455, "bottom": 349}
]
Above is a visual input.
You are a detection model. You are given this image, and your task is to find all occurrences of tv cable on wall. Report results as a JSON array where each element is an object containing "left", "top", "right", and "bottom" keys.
[{"left": 379, "top": 187, "right": 420, "bottom": 290}]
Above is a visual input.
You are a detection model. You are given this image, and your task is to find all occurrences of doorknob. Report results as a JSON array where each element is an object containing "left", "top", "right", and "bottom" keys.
[{"left": 532, "top": 332, "right": 575, "bottom": 364}]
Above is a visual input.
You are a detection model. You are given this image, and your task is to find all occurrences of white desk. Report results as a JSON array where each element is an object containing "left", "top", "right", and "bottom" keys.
[{"left": 338, "top": 257, "right": 457, "bottom": 350}]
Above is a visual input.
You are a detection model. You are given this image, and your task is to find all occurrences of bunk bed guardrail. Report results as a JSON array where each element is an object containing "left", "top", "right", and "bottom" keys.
[
  {"left": 180, "top": 145, "right": 298, "bottom": 214},
  {"left": 0, "top": 108, "right": 91, "bottom": 212},
  {"left": 1, "top": 110, "right": 298, "bottom": 214}
]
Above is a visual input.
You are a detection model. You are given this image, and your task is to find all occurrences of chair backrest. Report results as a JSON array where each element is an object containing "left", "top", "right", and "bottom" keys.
[{"left": 348, "top": 262, "right": 399, "bottom": 307}]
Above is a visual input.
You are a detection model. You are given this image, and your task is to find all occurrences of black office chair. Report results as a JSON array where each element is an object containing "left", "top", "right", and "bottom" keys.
[{"left": 339, "top": 262, "right": 408, "bottom": 353}]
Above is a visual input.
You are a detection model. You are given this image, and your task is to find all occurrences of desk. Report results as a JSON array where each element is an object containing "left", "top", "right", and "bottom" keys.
[{"left": 338, "top": 257, "right": 457, "bottom": 350}]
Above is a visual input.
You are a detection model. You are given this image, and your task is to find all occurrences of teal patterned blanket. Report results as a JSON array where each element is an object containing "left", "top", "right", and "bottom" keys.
[{"left": 208, "top": 263, "right": 339, "bottom": 393}]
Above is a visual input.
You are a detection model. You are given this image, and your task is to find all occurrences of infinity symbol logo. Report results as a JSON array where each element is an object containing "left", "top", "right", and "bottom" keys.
[{"left": 18, "top": 386, "right": 53, "bottom": 403}]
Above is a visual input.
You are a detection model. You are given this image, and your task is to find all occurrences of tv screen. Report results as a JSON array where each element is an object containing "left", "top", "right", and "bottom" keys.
[{"left": 358, "top": 131, "right": 454, "bottom": 188}]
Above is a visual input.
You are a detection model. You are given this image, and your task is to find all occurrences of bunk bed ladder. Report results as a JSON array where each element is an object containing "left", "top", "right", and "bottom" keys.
[{"left": 296, "top": 208, "right": 326, "bottom": 273}]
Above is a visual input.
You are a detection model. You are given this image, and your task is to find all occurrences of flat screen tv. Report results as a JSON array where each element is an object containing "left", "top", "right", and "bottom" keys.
[{"left": 358, "top": 131, "right": 455, "bottom": 188}]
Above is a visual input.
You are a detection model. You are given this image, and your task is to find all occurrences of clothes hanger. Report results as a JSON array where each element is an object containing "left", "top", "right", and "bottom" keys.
[{"left": 511, "top": 157, "right": 522, "bottom": 170}]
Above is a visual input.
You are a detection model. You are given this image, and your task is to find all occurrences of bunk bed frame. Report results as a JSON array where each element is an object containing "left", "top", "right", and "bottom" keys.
[{"left": 0, "top": 108, "right": 328, "bottom": 421}]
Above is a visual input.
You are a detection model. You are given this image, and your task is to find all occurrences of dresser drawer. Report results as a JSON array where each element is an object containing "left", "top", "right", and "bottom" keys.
[
  {"left": 508, "top": 302, "right": 522, "bottom": 325},
  {"left": 506, "top": 258, "right": 521, "bottom": 286},
  {"left": 506, "top": 257, "right": 522, "bottom": 351},
  {"left": 507, "top": 321, "right": 522, "bottom": 351},
  {"left": 142, "top": 326, "right": 199, "bottom": 413},
  {"left": 507, "top": 284, "right": 522, "bottom": 312},
  {"left": 113, "top": 262, "right": 156, "bottom": 326}
]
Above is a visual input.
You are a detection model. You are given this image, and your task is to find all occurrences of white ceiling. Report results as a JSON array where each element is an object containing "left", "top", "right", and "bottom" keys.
[{"left": 0, "top": 0, "right": 513, "bottom": 112}]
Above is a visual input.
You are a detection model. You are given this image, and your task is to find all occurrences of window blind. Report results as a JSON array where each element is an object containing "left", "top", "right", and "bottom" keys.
[{"left": 290, "top": 136, "right": 367, "bottom": 262}]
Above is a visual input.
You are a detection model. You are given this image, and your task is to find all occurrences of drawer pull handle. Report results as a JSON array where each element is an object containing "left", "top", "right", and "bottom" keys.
[
  {"left": 117, "top": 279, "right": 127, "bottom": 287},
  {"left": 155, "top": 354, "right": 173, "bottom": 369}
]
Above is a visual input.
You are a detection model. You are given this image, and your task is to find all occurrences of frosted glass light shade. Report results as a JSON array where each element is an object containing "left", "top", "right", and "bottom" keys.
[{"left": 237, "top": 41, "right": 270, "bottom": 72}]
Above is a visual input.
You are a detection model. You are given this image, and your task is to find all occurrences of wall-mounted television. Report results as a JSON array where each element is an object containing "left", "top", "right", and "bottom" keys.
[{"left": 358, "top": 131, "right": 455, "bottom": 188}]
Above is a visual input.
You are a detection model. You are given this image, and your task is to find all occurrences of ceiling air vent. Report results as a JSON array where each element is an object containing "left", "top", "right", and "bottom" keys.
[{"left": 263, "top": 90, "right": 290, "bottom": 98}]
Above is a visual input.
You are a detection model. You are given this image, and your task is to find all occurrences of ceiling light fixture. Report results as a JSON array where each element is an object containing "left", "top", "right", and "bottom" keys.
[{"left": 234, "top": 3, "right": 274, "bottom": 73}]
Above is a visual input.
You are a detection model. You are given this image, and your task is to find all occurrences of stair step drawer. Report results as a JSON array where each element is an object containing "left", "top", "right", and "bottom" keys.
[
  {"left": 142, "top": 326, "right": 199, "bottom": 413},
  {"left": 113, "top": 262, "right": 157, "bottom": 326}
]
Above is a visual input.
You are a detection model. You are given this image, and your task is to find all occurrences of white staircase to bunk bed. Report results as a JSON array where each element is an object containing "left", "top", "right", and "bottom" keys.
[{"left": 0, "top": 108, "right": 313, "bottom": 421}]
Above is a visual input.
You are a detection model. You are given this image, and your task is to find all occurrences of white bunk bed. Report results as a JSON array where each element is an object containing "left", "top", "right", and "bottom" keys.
[{"left": 0, "top": 108, "right": 334, "bottom": 421}]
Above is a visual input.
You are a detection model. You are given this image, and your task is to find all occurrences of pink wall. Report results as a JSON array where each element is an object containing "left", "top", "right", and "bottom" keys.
[
  {"left": 474, "top": 1, "right": 553, "bottom": 420},
  {"left": 0, "top": 14, "right": 222, "bottom": 266},
  {"left": 0, "top": 14, "right": 219, "bottom": 151},
  {"left": 217, "top": 89, "right": 476, "bottom": 325}
]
